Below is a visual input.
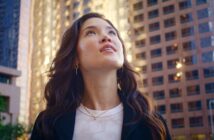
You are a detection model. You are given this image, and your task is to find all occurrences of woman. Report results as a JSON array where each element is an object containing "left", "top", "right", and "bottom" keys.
[{"left": 31, "top": 12, "right": 171, "bottom": 140}]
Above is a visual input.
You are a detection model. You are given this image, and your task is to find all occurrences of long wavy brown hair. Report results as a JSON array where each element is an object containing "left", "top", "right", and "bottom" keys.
[{"left": 39, "top": 12, "right": 167, "bottom": 139}]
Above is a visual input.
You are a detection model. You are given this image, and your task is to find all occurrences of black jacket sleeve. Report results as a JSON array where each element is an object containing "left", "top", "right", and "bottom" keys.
[{"left": 30, "top": 112, "right": 45, "bottom": 140}]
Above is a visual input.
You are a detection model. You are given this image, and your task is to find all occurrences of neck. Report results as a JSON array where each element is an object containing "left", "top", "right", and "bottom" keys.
[{"left": 81, "top": 70, "right": 120, "bottom": 110}]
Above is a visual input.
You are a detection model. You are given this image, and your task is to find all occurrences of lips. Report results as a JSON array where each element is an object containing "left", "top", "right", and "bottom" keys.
[{"left": 99, "top": 44, "right": 116, "bottom": 53}]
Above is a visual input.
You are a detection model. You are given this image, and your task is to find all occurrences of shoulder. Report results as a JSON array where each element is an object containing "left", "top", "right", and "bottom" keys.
[{"left": 30, "top": 111, "right": 45, "bottom": 140}]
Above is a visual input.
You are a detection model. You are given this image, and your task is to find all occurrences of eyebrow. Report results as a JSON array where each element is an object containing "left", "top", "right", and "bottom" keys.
[{"left": 82, "top": 25, "right": 116, "bottom": 32}]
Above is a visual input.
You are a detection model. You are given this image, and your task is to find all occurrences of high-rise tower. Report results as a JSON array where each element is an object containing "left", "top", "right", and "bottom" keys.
[{"left": 129, "top": 0, "right": 214, "bottom": 139}]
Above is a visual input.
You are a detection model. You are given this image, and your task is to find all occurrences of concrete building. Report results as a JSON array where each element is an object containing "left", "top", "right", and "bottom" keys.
[
  {"left": 29, "top": 0, "right": 66, "bottom": 123},
  {"left": 16, "top": 0, "right": 32, "bottom": 125},
  {"left": 0, "top": 0, "right": 21, "bottom": 124},
  {"left": 128, "top": 0, "right": 214, "bottom": 139}
]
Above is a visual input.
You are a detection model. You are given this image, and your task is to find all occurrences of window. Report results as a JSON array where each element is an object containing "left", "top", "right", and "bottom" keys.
[
  {"left": 141, "top": 65, "right": 147, "bottom": 73},
  {"left": 151, "top": 48, "right": 162, "bottom": 58},
  {"left": 83, "top": 8, "right": 91, "bottom": 14},
  {"left": 153, "top": 90, "right": 165, "bottom": 100},
  {"left": 163, "top": 5, "right": 174, "bottom": 15},
  {"left": 0, "top": 96, "right": 9, "bottom": 112},
  {"left": 171, "top": 103, "right": 183, "bottom": 113},
  {"left": 136, "top": 52, "right": 146, "bottom": 60},
  {"left": 151, "top": 62, "right": 163, "bottom": 72},
  {"left": 157, "top": 105, "right": 166, "bottom": 114},
  {"left": 185, "top": 70, "right": 199, "bottom": 80},
  {"left": 83, "top": 0, "right": 90, "bottom": 5},
  {"left": 169, "top": 88, "right": 182, "bottom": 98},
  {"left": 165, "top": 31, "right": 177, "bottom": 41},
  {"left": 196, "top": 0, "right": 207, "bottom": 5},
  {"left": 180, "top": 13, "right": 193, "bottom": 24},
  {"left": 147, "top": 0, "right": 157, "bottom": 7},
  {"left": 148, "top": 9, "right": 159, "bottom": 19},
  {"left": 150, "top": 35, "right": 161, "bottom": 44},
  {"left": 149, "top": 22, "right": 160, "bottom": 32},
  {"left": 183, "top": 55, "right": 197, "bottom": 65},
  {"left": 208, "top": 115, "right": 214, "bottom": 126},
  {"left": 172, "top": 118, "right": 184, "bottom": 128},
  {"left": 204, "top": 67, "right": 214, "bottom": 78},
  {"left": 197, "top": 8, "right": 209, "bottom": 19},
  {"left": 207, "top": 99, "right": 214, "bottom": 109},
  {"left": 134, "top": 26, "right": 145, "bottom": 35},
  {"left": 200, "top": 36, "right": 214, "bottom": 48},
  {"left": 135, "top": 39, "right": 146, "bottom": 48},
  {"left": 167, "top": 58, "right": 179, "bottom": 69},
  {"left": 168, "top": 73, "right": 181, "bottom": 83},
  {"left": 205, "top": 83, "right": 214, "bottom": 94},
  {"left": 202, "top": 51, "right": 214, "bottom": 63},
  {"left": 187, "top": 85, "right": 200, "bottom": 96},
  {"left": 134, "top": 14, "right": 144, "bottom": 23},
  {"left": 73, "top": 2, "right": 80, "bottom": 9},
  {"left": 152, "top": 76, "right": 164, "bottom": 85},
  {"left": 143, "top": 79, "right": 148, "bottom": 87},
  {"left": 189, "top": 116, "right": 203, "bottom": 127},
  {"left": 164, "top": 18, "right": 175, "bottom": 28},
  {"left": 188, "top": 101, "right": 202, "bottom": 111},
  {"left": 73, "top": 12, "right": 80, "bottom": 19},
  {"left": 179, "top": 0, "right": 191, "bottom": 10},
  {"left": 199, "top": 22, "right": 211, "bottom": 33},
  {"left": 166, "top": 44, "right": 178, "bottom": 55},
  {"left": 0, "top": 73, "right": 11, "bottom": 84},
  {"left": 133, "top": 1, "right": 143, "bottom": 11},
  {"left": 182, "top": 27, "right": 194, "bottom": 37},
  {"left": 183, "top": 41, "right": 196, "bottom": 51}
]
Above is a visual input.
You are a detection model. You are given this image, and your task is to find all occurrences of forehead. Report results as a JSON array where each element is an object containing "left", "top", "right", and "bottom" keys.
[{"left": 81, "top": 17, "right": 114, "bottom": 30}]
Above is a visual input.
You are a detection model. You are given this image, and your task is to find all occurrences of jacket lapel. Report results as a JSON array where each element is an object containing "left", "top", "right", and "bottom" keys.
[
  {"left": 119, "top": 92, "right": 140, "bottom": 140},
  {"left": 54, "top": 110, "right": 76, "bottom": 140}
]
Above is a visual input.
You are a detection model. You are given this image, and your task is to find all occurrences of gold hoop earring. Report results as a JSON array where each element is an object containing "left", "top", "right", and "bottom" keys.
[
  {"left": 117, "top": 83, "right": 121, "bottom": 90},
  {"left": 75, "top": 65, "right": 79, "bottom": 75}
]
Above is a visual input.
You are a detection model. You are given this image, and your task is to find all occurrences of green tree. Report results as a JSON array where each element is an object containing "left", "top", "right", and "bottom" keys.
[
  {"left": 0, "top": 123, "right": 25, "bottom": 140},
  {"left": 0, "top": 95, "right": 7, "bottom": 112},
  {"left": 0, "top": 93, "right": 25, "bottom": 140}
]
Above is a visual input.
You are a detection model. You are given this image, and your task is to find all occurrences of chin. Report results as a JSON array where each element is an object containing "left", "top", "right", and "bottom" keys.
[{"left": 105, "top": 61, "right": 123, "bottom": 69}]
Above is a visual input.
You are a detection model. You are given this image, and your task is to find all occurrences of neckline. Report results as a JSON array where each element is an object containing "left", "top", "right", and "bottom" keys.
[{"left": 78, "top": 103, "right": 123, "bottom": 118}]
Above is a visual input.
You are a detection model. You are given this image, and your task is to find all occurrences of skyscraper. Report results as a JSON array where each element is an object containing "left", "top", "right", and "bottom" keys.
[
  {"left": 0, "top": 0, "right": 21, "bottom": 124},
  {"left": 129, "top": 0, "right": 214, "bottom": 139},
  {"left": 29, "top": 0, "right": 66, "bottom": 123}
]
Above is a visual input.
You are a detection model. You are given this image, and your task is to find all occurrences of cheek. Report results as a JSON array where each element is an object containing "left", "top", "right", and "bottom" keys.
[{"left": 77, "top": 40, "right": 98, "bottom": 62}]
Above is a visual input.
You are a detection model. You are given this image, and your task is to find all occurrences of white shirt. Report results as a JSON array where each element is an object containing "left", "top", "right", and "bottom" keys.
[{"left": 73, "top": 103, "right": 123, "bottom": 140}]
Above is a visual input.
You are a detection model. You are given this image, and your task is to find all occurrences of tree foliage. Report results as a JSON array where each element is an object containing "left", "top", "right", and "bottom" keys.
[{"left": 0, "top": 123, "right": 25, "bottom": 140}]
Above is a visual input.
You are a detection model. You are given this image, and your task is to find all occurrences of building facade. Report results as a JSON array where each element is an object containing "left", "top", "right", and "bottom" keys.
[
  {"left": 29, "top": 0, "right": 66, "bottom": 123},
  {"left": 16, "top": 0, "right": 32, "bottom": 125},
  {"left": 129, "top": 0, "right": 214, "bottom": 139},
  {"left": 0, "top": 0, "right": 21, "bottom": 124}
]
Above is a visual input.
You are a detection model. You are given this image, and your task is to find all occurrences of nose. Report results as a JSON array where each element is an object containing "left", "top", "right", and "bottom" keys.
[{"left": 100, "top": 34, "right": 112, "bottom": 43}]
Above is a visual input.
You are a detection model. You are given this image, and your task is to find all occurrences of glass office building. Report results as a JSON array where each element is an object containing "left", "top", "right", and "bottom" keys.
[
  {"left": 0, "top": 0, "right": 20, "bottom": 68},
  {"left": 0, "top": 0, "right": 21, "bottom": 125}
]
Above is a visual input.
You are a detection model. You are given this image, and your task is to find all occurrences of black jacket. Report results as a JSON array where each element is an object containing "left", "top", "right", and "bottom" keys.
[{"left": 31, "top": 93, "right": 171, "bottom": 140}]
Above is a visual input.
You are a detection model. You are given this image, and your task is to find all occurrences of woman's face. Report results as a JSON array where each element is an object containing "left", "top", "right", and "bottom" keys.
[{"left": 77, "top": 18, "right": 124, "bottom": 73}]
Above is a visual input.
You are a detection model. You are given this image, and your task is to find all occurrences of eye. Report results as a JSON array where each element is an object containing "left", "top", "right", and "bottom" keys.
[
  {"left": 108, "top": 30, "right": 117, "bottom": 35},
  {"left": 85, "top": 30, "right": 96, "bottom": 36}
]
